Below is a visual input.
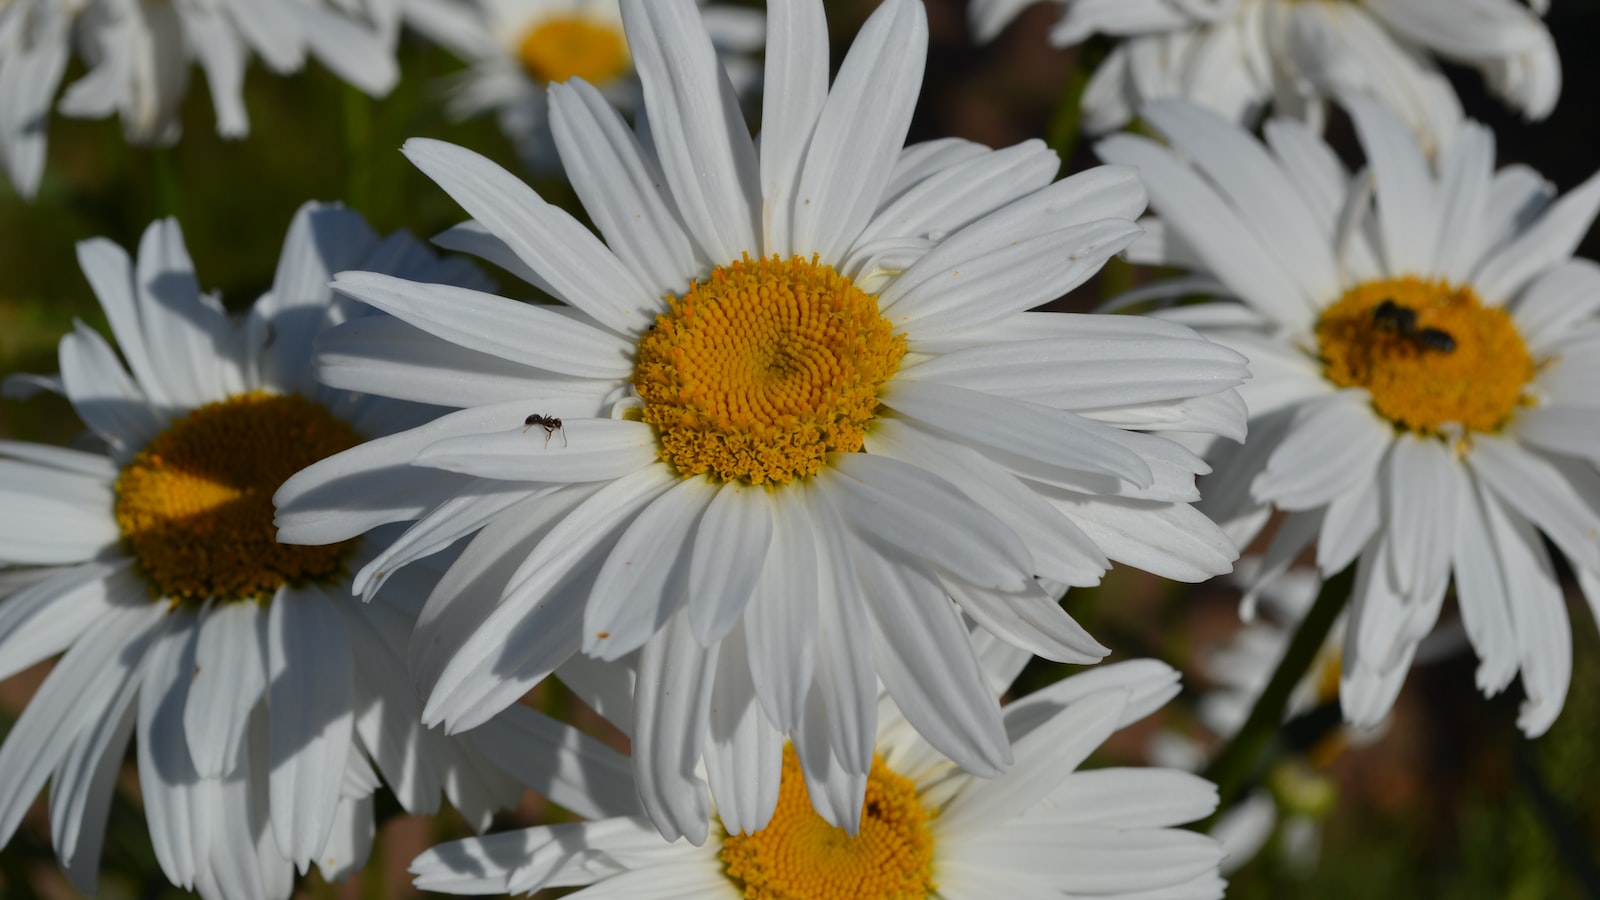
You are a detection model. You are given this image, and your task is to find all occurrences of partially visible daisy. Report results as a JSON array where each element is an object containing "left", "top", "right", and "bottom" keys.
[
  {"left": 970, "top": 0, "right": 1559, "bottom": 157},
  {"left": 276, "top": 0, "right": 1249, "bottom": 844},
  {"left": 412, "top": 639, "right": 1227, "bottom": 900},
  {"left": 406, "top": 0, "right": 763, "bottom": 170},
  {"left": 0, "top": 204, "right": 589, "bottom": 898},
  {"left": 1097, "top": 97, "right": 1600, "bottom": 736},
  {"left": 0, "top": 0, "right": 397, "bottom": 200}
]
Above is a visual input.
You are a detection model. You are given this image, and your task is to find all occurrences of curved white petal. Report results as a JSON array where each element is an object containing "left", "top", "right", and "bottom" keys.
[{"left": 268, "top": 586, "right": 355, "bottom": 871}]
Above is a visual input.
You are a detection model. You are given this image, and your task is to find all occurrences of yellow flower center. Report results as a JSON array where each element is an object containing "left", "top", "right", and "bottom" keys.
[
  {"left": 516, "top": 15, "right": 630, "bottom": 85},
  {"left": 113, "top": 391, "right": 363, "bottom": 605},
  {"left": 720, "top": 747, "right": 936, "bottom": 900},
  {"left": 633, "top": 255, "right": 907, "bottom": 485},
  {"left": 1314, "top": 277, "right": 1533, "bottom": 435}
]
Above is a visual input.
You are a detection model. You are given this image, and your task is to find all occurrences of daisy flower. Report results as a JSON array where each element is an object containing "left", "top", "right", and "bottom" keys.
[
  {"left": 969, "top": 0, "right": 1559, "bottom": 157},
  {"left": 275, "top": 0, "right": 1250, "bottom": 843},
  {"left": 404, "top": 0, "right": 763, "bottom": 171},
  {"left": 0, "top": 0, "right": 396, "bottom": 200},
  {"left": 411, "top": 639, "right": 1227, "bottom": 900},
  {"left": 1096, "top": 97, "right": 1600, "bottom": 736},
  {"left": 0, "top": 204, "right": 586, "bottom": 899}
]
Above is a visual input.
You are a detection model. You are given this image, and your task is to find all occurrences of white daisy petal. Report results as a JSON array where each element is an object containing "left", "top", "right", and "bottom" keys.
[
  {"left": 268, "top": 586, "right": 355, "bottom": 871},
  {"left": 408, "top": 488, "right": 597, "bottom": 704},
  {"left": 1251, "top": 391, "right": 1390, "bottom": 511},
  {"left": 51, "top": 683, "right": 137, "bottom": 896},
  {"left": 888, "top": 219, "right": 1144, "bottom": 337},
  {"left": 74, "top": 237, "right": 173, "bottom": 407},
  {"left": 549, "top": 79, "right": 704, "bottom": 295},
  {"left": 804, "top": 486, "right": 877, "bottom": 779},
  {"left": 789, "top": 0, "right": 926, "bottom": 263},
  {"left": 431, "top": 219, "right": 551, "bottom": 292},
  {"left": 415, "top": 418, "right": 659, "bottom": 483},
  {"left": 1511, "top": 259, "right": 1600, "bottom": 354},
  {"left": 1480, "top": 487, "right": 1572, "bottom": 736},
  {"left": 1451, "top": 467, "right": 1521, "bottom": 695},
  {"left": 184, "top": 599, "right": 268, "bottom": 779},
  {"left": 57, "top": 323, "right": 163, "bottom": 455},
  {"left": 1340, "top": 545, "right": 1418, "bottom": 728},
  {"left": 1317, "top": 471, "right": 1381, "bottom": 577},
  {"left": 1469, "top": 434, "right": 1600, "bottom": 574},
  {"left": 136, "top": 609, "right": 211, "bottom": 888},
  {"left": 939, "top": 689, "right": 1127, "bottom": 835},
  {"left": 1043, "top": 488, "right": 1239, "bottom": 582},
  {"left": 633, "top": 608, "right": 718, "bottom": 846},
  {"left": 330, "top": 271, "right": 637, "bottom": 378},
  {"left": 468, "top": 704, "right": 641, "bottom": 822},
  {"left": 757, "top": 0, "right": 829, "bottom": 258},
  {"left": 1475, "top": 168, "right": 1600, "bottom": 304},
  {"left": 402, "top": 138, "right": 656, "bottom": 335},
  {"left": 255, "top": 203, "right": 377, "bottom": 388},
  {"left": 822, "top": 451, "right": 1032, "bottom": 592},
  {"left": 1143, "top": 101, "right": 1340, "bottom": 303},
  {"left": 854, "top": 140, "right": 1060, "bottom": 253},
  {"left": 586, "top": 476, "right": 717, "bottom": 659},
  {"left": 1003, "top": 659, "right": 1181, "bottom": 740},
  {"left": 0, "top": 597, "right": 166, "bottom": 848},
  {"left": 0, "top": 440, "right": 116, "bottom": 479},
  {"left": 742, "top": 496, "right": 818, "bottom": 732},
  {"left": 132, "top": 219, "right": 243, "bottom": 406},
  {"left": 622, "top": 0, "right": 760, "bottom": 263},
  {"left": 316, "top": 314, "right": 608, "bottom": 410},
  {"left": 424, "top": 468, "right": 676, "bottom": 731},
  {"left": 945, "top": 579, "right": 1109, "bottom": 665},
  {"left": 688, "top": 482, "right": 774, "bottom": 645},
  {"left": 866, "top": 418, "right": 1111, "bottom": 590},
  {"left": 1095, "top": 132, "right": 1316, "bottom": 331},
  {"left": 882, "top": 380, "right": 1153, "bottom": 491},
  {"left": 704, "top": 623, "right": 784, "bottom": 836},
  {"left": 1512, "top": 407, "right": 1600, "bottom": 468},
  {"left": 939, "top": 823, "right": 1223, "bottom": 895},
  {"left": 855, "top": 551, "right": 1009, "bottom": 777},
  {"left": 0, "top": 560, "right": 123, "bottom": 681},
  {"left": 352, "top": 478, "right": 541, "bottom": 601},
  {"left": 1383, "top": 433, "right": 1457, "bottom": 600},
  {"left": 902, "top": 332, "right": 1246, "bottom": 411},
  {"left": 1429, "top": 121, "right": 1496, "bottom": 282},
  {"left": 1039, "top": 768, "right": 1219, "bottom": 829},
  {"left": 315, "top": 794, "right": 375, "bottom": 883}
]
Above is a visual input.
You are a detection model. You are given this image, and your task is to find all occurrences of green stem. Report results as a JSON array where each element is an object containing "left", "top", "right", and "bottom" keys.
[{"left": 1201, "top": 564, "right": 1354, "bottom": 824}]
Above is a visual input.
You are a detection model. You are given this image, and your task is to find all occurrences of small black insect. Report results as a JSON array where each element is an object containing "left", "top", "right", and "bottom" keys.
[
  {"left": 1414, "top": 327, "right": 1457, "bottom": 354},
  {"left": 1372, "top": 299, "right": 1418, "bottom": 335},
  {"left": 523, "top": 414, "right": 567, "bottom": 447}
]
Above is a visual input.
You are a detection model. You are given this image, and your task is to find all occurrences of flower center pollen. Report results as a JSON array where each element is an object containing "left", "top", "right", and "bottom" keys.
[
  {"left": 720, "top": 747, "right": 935, "bottom": 900},
  {"left": 113, "top": 391, "right": 363, "bottom": 605},
  {"left": 517, "top": 15, "right": 630, "bottom": 85},
  {"left": 1315, "top": 277, "right": 1533, "bottom": 434},
  {"left": 634, "top": 255, "right": 907, "bottom": 485}
]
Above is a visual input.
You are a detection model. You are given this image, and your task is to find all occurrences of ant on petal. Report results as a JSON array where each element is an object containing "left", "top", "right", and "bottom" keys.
[{"left": 523, "top": 414, "right": 567, "bottom": 448}]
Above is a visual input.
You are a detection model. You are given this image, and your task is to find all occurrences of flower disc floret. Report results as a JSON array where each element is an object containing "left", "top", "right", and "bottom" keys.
[
  {"left": 114, "top": 390, "right": 363, "bottom": 604},
  {"left": 720, "top": 747, "right": 935, "bottom": 900},
  {"left": 633, "top": 255, "right": 907, "bottom": 485},
  {"left": 517, "top": 15, "right": 630, "bottom": 85},
  {"left": 1315, "top": 277, "right": 1533, "bottom": 435}
]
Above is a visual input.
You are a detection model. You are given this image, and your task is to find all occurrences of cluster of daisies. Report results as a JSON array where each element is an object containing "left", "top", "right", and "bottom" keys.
[{"left": 0, "top": 0, "right": 1594, "bottom": 897}]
